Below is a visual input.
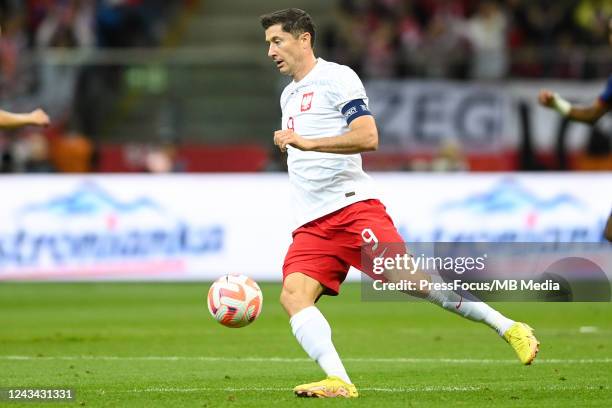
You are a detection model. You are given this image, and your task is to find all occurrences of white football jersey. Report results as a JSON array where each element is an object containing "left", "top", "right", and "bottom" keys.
[{"left": 280, "top": 58, "right": 377, "bottom": 229}]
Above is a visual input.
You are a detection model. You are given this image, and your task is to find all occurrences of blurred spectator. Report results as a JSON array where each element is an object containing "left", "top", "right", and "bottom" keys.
[
  {"left": 15, "top": 131, "right": 55, "bottom": 172},
  {"left": 145, "top": 147, "right": 173, "bottom": 173},
  {"left": 430, "top": 139, "right": 469, "bottom": 171},
  {"left": 35, "top": 0, "right": 95, "bottom": 121},
  {"left": 463, "top": 0, "right": 508, "bottom": 79},
  {"left": 322, "top": 0, "right": 612, "bottom": 80},
  {"left": 524, "top": 0, "right": 568, "bottom": 46},
  {"left": 396, "top": 1, "right": 423, "bottom": 75},
  {"left": 36, "top": 0, "right": 94, "bottom": 48},
  {"left": 117, "top": 142, "right": 185, "bottom": 173},
  {"left": 0, "top": 4, "right": 30, "bottom": 96},
  {"left": 144, "top": 143, "right": 184, "bottom": 173},
  {"left": 324, "top": 1, "right": 371, "bottom": 76},
  {"left": 25, "top": 131, "right": 55, "bottom": 172},
  {"left": 50, "top": 128, "right": 93, "bottom": 172},
  {"left": 574, "top": 0, "right": 612, "bottom": 45},
  {"left": 574, "top": 0, "right": 612, "bottom": 77},
  {"left": 96, "top": 0, "right": 170, "bottom": 47},
  {"left": 1, "top": 0, "right": 611, "bottom": 176},
  {"left": 419, "top": 11, "right": 469, "bottom": 78},
  {"left": 409, "top": 140, "right": 469, "bottom": 171},
  {"left": 363, "top": 20, "right": 397, "bottom": 78},
  {"left": 523, "top": 1, "right": 572, "bottom": 76}
]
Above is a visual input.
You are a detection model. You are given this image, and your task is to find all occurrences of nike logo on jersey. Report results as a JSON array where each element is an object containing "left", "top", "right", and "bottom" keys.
[{"left": 373, "top": 247, "right": 389, "bottom": 265}]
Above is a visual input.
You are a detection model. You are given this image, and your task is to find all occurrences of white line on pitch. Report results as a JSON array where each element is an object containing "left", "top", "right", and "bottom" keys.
[
  {"left": 108, "top": 384, "right": 607, "bottom": 394},
  {"left": 1, "top": 355, "right": 612, "bottom": 364}
]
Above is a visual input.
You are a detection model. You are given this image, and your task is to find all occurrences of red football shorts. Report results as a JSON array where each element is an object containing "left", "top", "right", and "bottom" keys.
[{"left": 282, "top": 199, "right": 407, "bottom": 295}]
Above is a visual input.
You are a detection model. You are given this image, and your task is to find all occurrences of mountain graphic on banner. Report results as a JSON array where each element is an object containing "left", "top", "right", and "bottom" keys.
[
  {"left": 437, "top": 178, "right": 585, "bottom": 214},
  {"left": 18, "top": 181, "right": 164, "bottom": 217}
]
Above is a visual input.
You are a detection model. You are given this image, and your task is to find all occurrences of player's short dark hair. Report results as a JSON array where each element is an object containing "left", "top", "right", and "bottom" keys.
[{"left": 260, "top": 8, "right": 315, "bottom": 48}]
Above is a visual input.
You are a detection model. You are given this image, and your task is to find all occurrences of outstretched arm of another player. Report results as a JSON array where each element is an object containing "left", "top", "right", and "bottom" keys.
[
  {"left": 273, "top": 115, "right": 378, "bottom": 154},
  {"left": 538, "top": 90, "right": 610, "bottom": 124},
  {"left": 0, "top": 108, "right": 50, "bottom": 129}
]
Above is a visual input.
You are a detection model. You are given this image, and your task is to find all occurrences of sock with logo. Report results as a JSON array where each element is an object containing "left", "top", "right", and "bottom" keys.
[{"left": 427, "top": 288, "right": 515, "bottom": 336}]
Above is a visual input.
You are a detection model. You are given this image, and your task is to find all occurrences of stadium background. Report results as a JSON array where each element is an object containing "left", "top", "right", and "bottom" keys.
[
  {"left": 0, "top": 0, "right": 610, "bottom": 281},
  {"left": 0, "top": 1, "right": 611, "bottom": 407}
]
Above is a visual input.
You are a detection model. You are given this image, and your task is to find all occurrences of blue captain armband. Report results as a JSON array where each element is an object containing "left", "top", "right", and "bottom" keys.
[
  {"left": 599, "top": 75, "right": 612, "bottom": 105},
  {"left": 341, "top": 99, "right": 372, "bottom": 125}
]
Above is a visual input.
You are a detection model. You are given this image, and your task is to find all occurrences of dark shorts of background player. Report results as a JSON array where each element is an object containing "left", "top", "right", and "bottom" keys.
[{"left": 282, "top": 199, "right": 406, "bottom": 296}]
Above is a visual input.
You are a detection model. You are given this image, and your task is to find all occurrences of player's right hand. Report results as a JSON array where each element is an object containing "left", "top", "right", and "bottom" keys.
[
  {"left": 30, "top": 108, "right": 50, "bottom": 127},
  {"left": 538, "top": 90, "right": 555, "bottom": 107}
]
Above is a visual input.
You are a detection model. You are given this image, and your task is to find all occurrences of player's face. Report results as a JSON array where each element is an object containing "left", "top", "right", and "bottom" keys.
[{"left": 265, "top": 24, "right": 306, "bottom": 77}]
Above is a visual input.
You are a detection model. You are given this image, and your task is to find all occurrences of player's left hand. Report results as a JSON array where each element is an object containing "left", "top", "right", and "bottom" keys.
[{"left": 274, "top": 129, "right": 313, "bottom": 152}]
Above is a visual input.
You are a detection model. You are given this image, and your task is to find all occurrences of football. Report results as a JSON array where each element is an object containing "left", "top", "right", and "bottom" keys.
[{"left": 207, "top": 274, "right": 263, "bottom": 328}]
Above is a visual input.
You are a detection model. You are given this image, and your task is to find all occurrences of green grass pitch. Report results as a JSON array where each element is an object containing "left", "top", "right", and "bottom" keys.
[{"left": 1, "top": 282, "right": 611, "bottom": 407}]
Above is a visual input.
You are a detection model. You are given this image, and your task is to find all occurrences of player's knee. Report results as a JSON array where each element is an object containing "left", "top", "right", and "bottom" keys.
[
  {"left": 280, "top": 282, "right": 317, "bottom": 315},
  {"left": 280, "top": 272, "right": 325, "bottom": 315},
  {"left": 280, "top": 285, "right": 306, "bottom": 314}
]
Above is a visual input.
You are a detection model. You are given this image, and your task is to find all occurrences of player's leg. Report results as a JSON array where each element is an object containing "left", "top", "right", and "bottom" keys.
[
  {"left": 421, "top": 277, "right": 515, "bottom": 336},
  {"left": 281, "top": 273, "right": 356, "bottom": 397},
  {"left": 345, "top": 199, "right": 539, "bottom": 364},
  {"left": 281, "top": 227, "right": 357, "bottom": 398},
  {"left": 420, "top": 275, "right": 539, "bottom": 363}
]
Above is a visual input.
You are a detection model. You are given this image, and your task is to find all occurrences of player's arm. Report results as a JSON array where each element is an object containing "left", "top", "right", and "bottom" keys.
[
  {"left": 274, "top": 116, "right": 378, "bottom": 154},
  {"left": 0, "top": 108, "right": 50, "bottom": 128},
  {"left": 538, "top": 90, "right": 610, "bottom": 124}
]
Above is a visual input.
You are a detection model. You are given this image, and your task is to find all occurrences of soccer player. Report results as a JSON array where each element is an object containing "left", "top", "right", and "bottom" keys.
[
  {"left": 261, "top": 8, "right": 539, "bottom": 398},
  {"left": 538, "top": 17, "right": 612, "bottom": 126},
  {"left": 538, "top": 17, "right": 612, "bottom": 242},
  {"left": 538, "top": 79, "right": 612, "bottom": 125},
  {"left": 0, "top": 108, "right": 50, "bottom": 128}
]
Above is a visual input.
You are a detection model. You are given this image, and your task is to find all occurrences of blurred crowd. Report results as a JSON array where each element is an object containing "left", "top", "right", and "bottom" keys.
[
  {"left": 0, "top": 0, "right": 610, "bottom": 173},
  {"left": 323, "top": 0, "right": 612, "bottom": 79},
  {"left": 0, "top": 0, "right": 188, "bottom": 174}
]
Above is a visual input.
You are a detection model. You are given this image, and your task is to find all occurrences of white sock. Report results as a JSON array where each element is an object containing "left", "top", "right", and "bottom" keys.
[
  {"left": 427, "top": 288, "right": 515, "bottom": 336},
  {"left": 289, "top": 306, "right": 351, "bottom": 384}
]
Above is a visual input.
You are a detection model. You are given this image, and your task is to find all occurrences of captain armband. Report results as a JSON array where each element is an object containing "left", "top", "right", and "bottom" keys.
[{"left": 341, "top": 99, "right": 372, "bottom": 125}]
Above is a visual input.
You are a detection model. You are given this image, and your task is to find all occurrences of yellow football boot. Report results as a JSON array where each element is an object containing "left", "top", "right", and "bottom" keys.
[
  {"left": 504, "top": 322, "right": 540, "bottom": 365},
  {"left": 293, "top": 376, "right": 358, "bottom": 398}
]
